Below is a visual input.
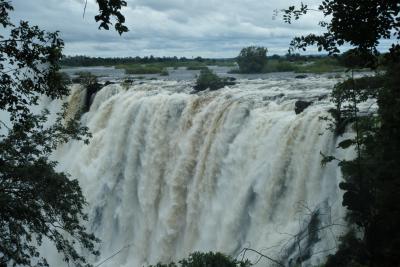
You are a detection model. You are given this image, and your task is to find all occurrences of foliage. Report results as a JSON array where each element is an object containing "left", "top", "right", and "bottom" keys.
[
  {"left": 61, "top": 56, "right": 235, "bottom": 68},
  {"left": 160, "top": 68, "right": 169, "bottom": 76},
  {"left": 323, "top": 231, "right": 367, "bottom": 267},
  {"left": 148, "top": 252, "right": 251, "bottom": 267},
  {"left": 236, "top": 46, "right": 268, "bottom": 73},
  {"left": 321, "top": 74, "right": 384, "bottom": 135},
  {"left": 0, "top": 1, "right": 99, "bottom": 266},
  {"left": 94, "top": 0, "right": 128, "bottom": 34},
  {"left": 120, "top": 64, "right": 164, "bottom": 74},
  {"left": 284, "top": 1, "right": 400, "bottom": 56},
  {"left": 230, "top": 55, "right": 345, "bottom": 74},
  {"left": 261, "top": 60, "right": 298, "bottom": 73},
  {"left": 194, "top": 68, "right": 235, "bottom": 91},
  {"left": 60, "top": 72, "right": 72, "bottom": 85},
  {"left": 62, "top": 54, "right": 348, "bottom": 75},
  {"left": 339, "top": 49, "right": 377, "bottom": 69},
  {"left": 294, "top": 57, "right": 344, "bottom": 73},
  {"left": 284, "top": 1, "right": 400, "bottom": 266}
]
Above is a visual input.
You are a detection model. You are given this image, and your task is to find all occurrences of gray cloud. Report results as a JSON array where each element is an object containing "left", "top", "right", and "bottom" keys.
[{"left": 10, "top": 0, "right": 325, "bottom": 57}]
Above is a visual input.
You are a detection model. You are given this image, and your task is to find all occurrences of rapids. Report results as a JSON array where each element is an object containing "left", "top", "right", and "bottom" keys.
[{"left": 49, "top": 77, "right": 352, "bottom": 267}]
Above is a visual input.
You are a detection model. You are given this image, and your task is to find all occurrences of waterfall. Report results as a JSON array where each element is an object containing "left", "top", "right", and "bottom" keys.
[{"left": 50, "top": 77, "right": 351, "bottom": 267}]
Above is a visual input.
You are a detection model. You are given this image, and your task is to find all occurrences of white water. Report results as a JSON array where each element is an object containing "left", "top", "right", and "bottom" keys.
[{"left": 49, "top": 77, "right": 352, "bottom": 267}]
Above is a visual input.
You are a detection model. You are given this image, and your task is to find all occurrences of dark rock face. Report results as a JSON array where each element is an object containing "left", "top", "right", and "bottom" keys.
[
  {"left": 318, "top": 94, "right": 329, "bottom": 101},
  {"left": 295, "top": 74, "right": 308, "bottom": 79},
  {"left": 104, "top": 81, "right": 115, "bottom": 86},
  {"left": 85, "top": 83, "right": 103, "bottom": 112},
  {"left": 295, "top": 100, "right": 312, "bottom": 114},
  {"left": 124, "top": 79, "right": 134, "bottom": 84},
  {"left": 263, "top": 93, "right": 285, "bottom": 101}
]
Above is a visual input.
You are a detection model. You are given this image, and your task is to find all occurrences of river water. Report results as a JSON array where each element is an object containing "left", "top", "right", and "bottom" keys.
[{"left": 44, "top": 70, "right": 355, "bottom": 266}]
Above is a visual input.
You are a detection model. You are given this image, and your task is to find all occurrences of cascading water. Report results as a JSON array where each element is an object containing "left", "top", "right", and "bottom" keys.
[{"left": 48, "top": 77, "right": 353, "bottom": 267}]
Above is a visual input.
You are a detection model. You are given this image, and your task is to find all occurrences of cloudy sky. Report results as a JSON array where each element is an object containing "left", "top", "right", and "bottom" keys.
[{"left": 11, "top": 0, "right": 328, "bottom": 58}]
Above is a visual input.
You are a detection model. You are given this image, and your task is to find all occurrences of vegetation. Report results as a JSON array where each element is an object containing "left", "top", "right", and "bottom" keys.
[
  {"left": 148, "top": 252, "right": 250, "bottom": 267},
  {"left": 160, "top": 68, "right": 169, "bottom": 76},
  {"left": 230, "top": 53, "right": 347, "bottom": 74},
  {"left": 62, "top": 56, "right": 234, "bottom": 69},
  {"left": 284, "top": 1, "right": 400, "bottom": 266},
  {"left": 60, "top": 57, "right": 234, "bottom": 75},
  {"left": 94, "top": 0, "right": 128, "bottom": 34},
  {"left": 194, "top": 68, "right": 235, "bottom": 91},
  {"left": 0, "top": 0, "right": 130, "bottom": 265},
  {"left": 236, "top": 46, "right": 268, "bottom": 73},
  {"left": 119, "top": 64, "right": 164, "bottom": 74},
  {"left": 63, "top": 54, "right": 352, "bottom": 75}
]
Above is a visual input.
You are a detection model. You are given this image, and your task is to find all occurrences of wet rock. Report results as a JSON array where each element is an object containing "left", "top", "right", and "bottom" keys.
[
  {"left": 124, "top": 79, "right": 134, "bottom": 84},
  {"left": 295, "top": 74, "right": 308, "bottom": 79},
  {"left": 295, "top": 100, "right": 312, "bottom": 114},
  {"left": 263, "top": 93, "right": 285, "bottom": 101},
  {"left": 318, "top": 94, "right": 329, "bottom": 101},
  {"left": 271, "top": 93, "right": 285, "bottom": 100},
  {"left": 104, "top": 81, "right": 115, "bottom": 86},
  {"left": 85, "top": 82, "right": 103, "bottom": 112}
]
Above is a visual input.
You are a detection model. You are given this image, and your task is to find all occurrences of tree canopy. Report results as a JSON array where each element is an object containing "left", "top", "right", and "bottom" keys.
[
  {"left": 0, "top": 0, "right": 100, "bottom": 266},
  {"left": 284, "top": 0, "right": 400, "bottom": 58},
  {"left": 236, "top": 46, "right": 268, "bottom": 73}
]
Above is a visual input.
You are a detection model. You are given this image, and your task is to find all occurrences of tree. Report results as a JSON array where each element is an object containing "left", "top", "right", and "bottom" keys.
[
  {"left": 194, "top": 68, "right": 235, "bottom": 91},
  {"left": 0, "top": 1, "right": 104, "bottom": 266},
  {"left": 283, "top": 1, "right": 400, "bottom": 266},
  {"left": 236, "top": 46, "right": 267, "bottom": 73}
]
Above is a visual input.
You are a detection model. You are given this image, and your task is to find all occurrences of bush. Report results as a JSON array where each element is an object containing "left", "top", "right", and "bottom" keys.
[
  {"left": 262, "top": 60, "right": 299, "bottom": 72},
  {"left": 148, "top": 252, "right": 251, "bottom": 267},
  {"left": 236, "top": 46, "right": 268, "bottom": 73},
  {"left": 160, "top": 68, "right": 169, "bottom": 76},
  {"left": 194, "top": 68, "right": 235, "bottom": 91}
]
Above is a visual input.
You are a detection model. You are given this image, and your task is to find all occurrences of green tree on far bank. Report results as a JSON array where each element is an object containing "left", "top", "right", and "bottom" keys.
[{"left": 236, "top": 46, "right": 268, "bottom": 73}]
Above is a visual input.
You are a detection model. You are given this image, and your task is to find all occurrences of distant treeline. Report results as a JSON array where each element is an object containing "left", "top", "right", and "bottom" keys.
[
  {"left": 61, "top": 54, "right": 328, "bottom": 67},
  {"left": 61, "top": 55, "right": 235, "bottom": 67}
]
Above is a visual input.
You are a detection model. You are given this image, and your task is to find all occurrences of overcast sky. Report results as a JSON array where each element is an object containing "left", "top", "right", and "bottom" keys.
[{"left": 10, "top": 0, "right": 329, "bottom": 58}]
